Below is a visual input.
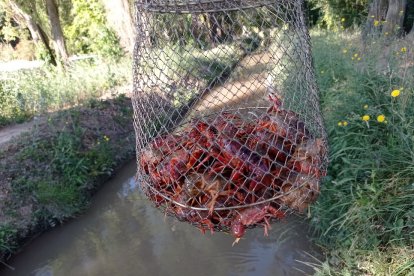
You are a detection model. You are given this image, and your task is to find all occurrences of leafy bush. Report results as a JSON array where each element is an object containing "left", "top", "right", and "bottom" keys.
[
  {"left": 64, "top": 0, "right": 123, "bottom": 59},
  {"left": 309, "top": 0, "right": 369, "bottom": 30}
]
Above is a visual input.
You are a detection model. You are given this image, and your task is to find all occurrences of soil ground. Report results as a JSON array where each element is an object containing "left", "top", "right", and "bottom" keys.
[
  {"left": 190, "top": 51, "right": 273, "bottom": 117},
  {"left": 0, "top": 121, "right": 35, "bottom": 147}
]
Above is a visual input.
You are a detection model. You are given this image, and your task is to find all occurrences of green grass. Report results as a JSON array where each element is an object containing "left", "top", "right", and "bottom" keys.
[
  {"left": 310, "top": 30, "right": 414, "bottom": 275},
  {"left": 0, "top": 96, "right": 135, "bottom": 259},
  {"left": 0, "top": 58, "right": 132, "bottom": 127}
]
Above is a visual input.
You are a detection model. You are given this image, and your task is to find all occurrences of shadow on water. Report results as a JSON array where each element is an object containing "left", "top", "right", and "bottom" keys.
[{"left": 1, "top": 161, "right": 322, "bottom": 276}]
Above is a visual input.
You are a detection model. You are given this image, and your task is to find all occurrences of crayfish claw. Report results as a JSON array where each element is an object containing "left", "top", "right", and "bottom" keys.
[{"left": 232, "top": 238, "right": 241, "bottom": 247}]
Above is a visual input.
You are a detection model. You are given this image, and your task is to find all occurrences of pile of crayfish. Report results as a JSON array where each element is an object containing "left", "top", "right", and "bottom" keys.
[{"left": 139, "top": 94, "right": 326, "bottom": 243}]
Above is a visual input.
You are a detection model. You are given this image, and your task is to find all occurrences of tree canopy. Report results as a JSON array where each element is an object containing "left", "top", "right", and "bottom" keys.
[
  {"left": 0, "top": 0, "right": 413, "bottom": 63},
  {"left": 0, "top": 0, "right": 130, "bottom": 63}
]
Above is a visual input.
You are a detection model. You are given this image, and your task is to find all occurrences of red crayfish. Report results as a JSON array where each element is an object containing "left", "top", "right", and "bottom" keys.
[{"left": 139, "top": 93, "right": 326, "bottom": 243}]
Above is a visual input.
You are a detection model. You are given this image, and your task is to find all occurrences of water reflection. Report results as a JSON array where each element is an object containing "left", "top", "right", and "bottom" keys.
[{"left": 1, "top": 162, "right": 321, "bottom": 276}]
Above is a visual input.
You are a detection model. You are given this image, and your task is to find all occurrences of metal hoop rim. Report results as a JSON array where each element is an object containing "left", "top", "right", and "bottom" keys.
[
  {"left": 135, "top": 0, "right": 282, "bottom": 14},
  {"left": 140, "top": 174, "right": 312, "bottom": 212}
]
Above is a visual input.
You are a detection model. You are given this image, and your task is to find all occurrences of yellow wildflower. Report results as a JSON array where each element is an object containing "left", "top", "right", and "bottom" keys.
[
  {"left": 338, "top": 122, "right": 343, "bottom": 126},
  {"left": 391, "top": 89, "right": 401, "bottom": 97},
  {"left": 377, "top": 115, "right": 386, "bottom": 123},
  {"left": 401, "top": 47, "right": 407, "bottom": 53},
  {"left": 362, "top": 115, "right": 370, "bottom": 122},
  {"left": 374, "top": 20, "right": 380, "bottom": 27},
  {"left": 321, "top": 70, "right": 325, "bottom": 74},
  {"left": 385, "top": 32, "right": 389, "bottom": 36},
  {"left": 354, "top": 53, "right": 359, "bottom": 58},
  {"left": 371, "top": 15, "right": 375, "bottom": 18},
  {"left": 104, "top": 135, "right": 110, "bottom": 142},
  {"left": 364, "top": 104, "right": 369, "bottom": 109},
  {"left": 343, "top": 49, "right": 348, "bottom": 54},
  {"left": 341, "top": 18, "right": 346, "bottom": 22},
  {"left": 343, "top": 121, "right": 348, "bottom": 126},
  {"left": 357, "top": 57, "right": 361, "bottom": 61}
]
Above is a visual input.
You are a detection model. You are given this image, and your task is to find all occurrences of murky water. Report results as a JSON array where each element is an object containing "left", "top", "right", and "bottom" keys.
[{"left": 1, "top": 161, "right": 322, "bottom": 276}]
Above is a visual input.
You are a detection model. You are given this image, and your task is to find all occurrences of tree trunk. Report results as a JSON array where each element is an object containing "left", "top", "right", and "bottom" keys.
[
  {"left": 8, "top": 0, "right": 57, "bottom": 65},
  {"left": 364, "top": 0, "right": 408, "bottom": 37},
  {"left": 407, "top": 26, "right": 414, "bottom": 39},
  {"left": 191, "top": 14, "right": 209, "bottom": 48},
  {"left": 207, "top": 13, "right": 226, "bottom": 45},
  {"left": 383, "top": 0, "right": 407, "bottom": 35},
  {"left": 137, "top": 10, "right": 152, "bottom": 47},
  {"left": 102, "top": 0, "right": 135, "bottom": 54},
  {"left": 45, "top": 0, "right": 69, "bottom": 64},
  {"left": 364, "top": 0, "right": 389, "bottom": 36}
]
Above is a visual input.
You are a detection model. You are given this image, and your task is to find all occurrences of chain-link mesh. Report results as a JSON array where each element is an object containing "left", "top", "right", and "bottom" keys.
[{"left": 132, "top": 0, "right": 328, "bottom": 240}]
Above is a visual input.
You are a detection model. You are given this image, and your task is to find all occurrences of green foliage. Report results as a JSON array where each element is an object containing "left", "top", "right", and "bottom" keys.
[
  {"left": 0, "top": 1, "right": 29, "bottom": 43},
  {"left": 0, "top": 224, "right": 16, "bottom": 252},
  {"left": 0, "top": 58, "right": 132, "bottom": 127},
  {"left": 149, "top": 7, "right": 278, "bottom": 50},
  {"left": 309, "top": 0, "right": 369, "bottom": 30},
  {"left": 0, "top": 0, "right": 124, "bottom": 60},
  {"left": 0, "top": 79, "right": 28, "bottom": 124},
  {"left": 310, "top": 30, "right": 414, "bottom": 274},
  {"left": 240, "top": 34, "right": 261, "bottom": 53},
  {"left": 18, "top": 125, "right": 115, "bottom": 219},
  {"left": 0, "top": 18, "right": 20, "bottom": 43},
  {"left": 193, "top": 58, "right": 231, "bottom": 85},
  {"left": 64, "top": 0, "right": 123, "bottom": 59}
]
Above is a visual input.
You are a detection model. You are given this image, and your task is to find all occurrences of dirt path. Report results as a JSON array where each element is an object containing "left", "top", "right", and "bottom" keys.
[
  {"left": 189, "top": 51, "right": 274, "bottom": 117},
  {"left": 0, "top": 121, "right": 35, "bottom": 146}
]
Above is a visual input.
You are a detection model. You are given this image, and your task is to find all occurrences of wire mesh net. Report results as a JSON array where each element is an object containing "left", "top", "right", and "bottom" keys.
[{"left": 133, "top": 0, "right": 328, "bottom": 240}]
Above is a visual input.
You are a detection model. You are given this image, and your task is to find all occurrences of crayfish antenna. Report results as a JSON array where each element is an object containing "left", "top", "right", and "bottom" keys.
[
  {"left": 199, "top": 227, "right": 206, "bottom": 235},
  {"left": 267, "top": 91, "right": 283, "bottom": 113},
  {"left": 268, "top": 93, "right": 282, "bottom": 106},
  {"left": 232, "top": 238, "right": 241, "bottom": 247}
]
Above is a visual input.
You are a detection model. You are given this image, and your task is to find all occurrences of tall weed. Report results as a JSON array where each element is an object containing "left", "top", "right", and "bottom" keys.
[
  {"left": 0, "top": 58, "right": 131, "bottom": 127},
  {"left": 310, "top": 30, "right": 414, "bottom": 274}
]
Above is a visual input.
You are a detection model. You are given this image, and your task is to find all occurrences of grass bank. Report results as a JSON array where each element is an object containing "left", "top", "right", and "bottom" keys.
[
  {"left": 0, "top": 95, "right": 135, "bottom": 262},
  {"left": 310, "top": 30, "right": 414, "bottom": 275},
  {"left": 0, "top": 58, "right": 132, "bottom": 127}
]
